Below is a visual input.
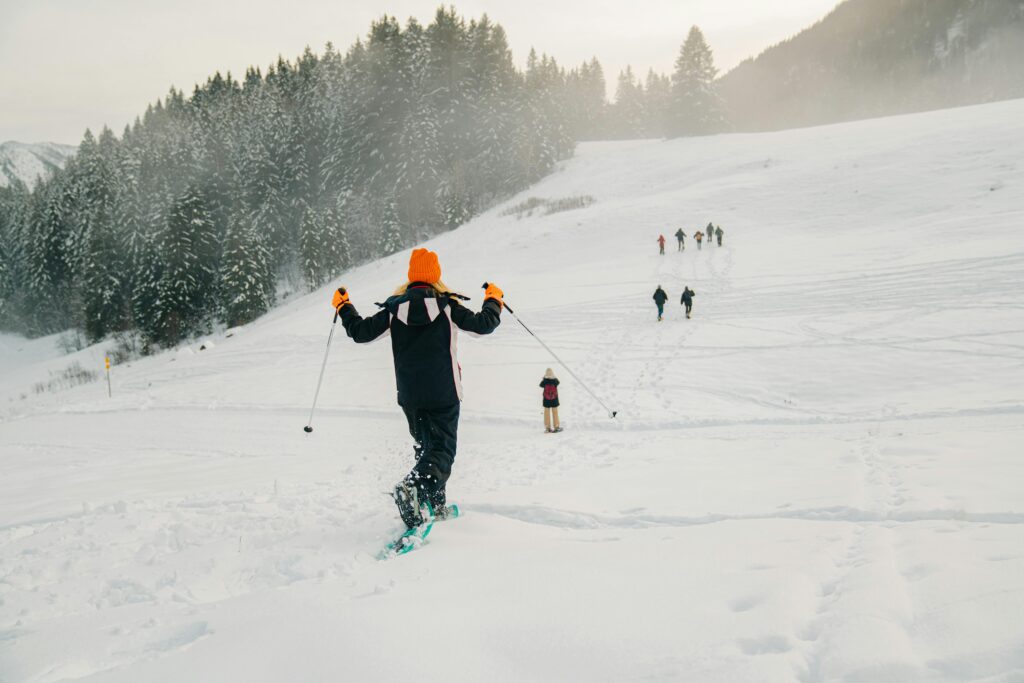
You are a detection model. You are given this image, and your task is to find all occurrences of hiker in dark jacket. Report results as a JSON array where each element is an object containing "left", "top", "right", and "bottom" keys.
[
  {"left": 681, "top": 286, "right": 695, "bottom": 319},
  {"left": 715, "top": 225, "right": 724, "bottom": 246},
  {"left": 653, "top": 285, "right": 668, "bottom": 321},
  {"left": 674, "top": 228, "right": 686, "bottom": 251},
  {"left": 706, "top": 222, "right": 715, "bottom": 246},
  {"left": 694, "top": 231, "right": 704, "bottom": 250},
  {"left": 334, "top": 248, "right": 503, "bottom": 528},
  {"left": 539, "top": 368, "right": 562, "bottom": 433}
]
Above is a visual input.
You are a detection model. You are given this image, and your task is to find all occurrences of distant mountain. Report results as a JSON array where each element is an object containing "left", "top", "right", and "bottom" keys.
[
  {"left": 0, "top": 141, "right": 76, "bottom": 189},
  {"left": 718, "top": 0, "right": 1024, "bottom": 131}
]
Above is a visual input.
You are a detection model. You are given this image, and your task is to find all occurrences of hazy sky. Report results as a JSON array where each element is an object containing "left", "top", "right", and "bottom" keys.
[{"left": 0, "top": 0, "right": 840, "bottom": 145}]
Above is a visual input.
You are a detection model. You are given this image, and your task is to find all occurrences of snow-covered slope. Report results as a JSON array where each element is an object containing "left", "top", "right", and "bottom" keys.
[
  {"left": 0, "top": 141, "right": 75, "bottom": 188},
  {"left": 2, "top": 99, "right": 1023, "bottom": 682}
]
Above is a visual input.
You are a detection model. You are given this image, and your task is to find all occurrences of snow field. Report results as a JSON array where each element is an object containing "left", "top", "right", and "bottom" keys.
[{"left": 2, "top": 99, "right": 1024, "bottom": 681}]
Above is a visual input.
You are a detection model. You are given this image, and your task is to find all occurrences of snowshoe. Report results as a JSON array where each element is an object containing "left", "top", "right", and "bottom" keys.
[
  {"left": 553, "top": 426, "right": 563, "bottom": 433},
  {"left": 392, "top": 479, "right": 425, "bottom": 529}
]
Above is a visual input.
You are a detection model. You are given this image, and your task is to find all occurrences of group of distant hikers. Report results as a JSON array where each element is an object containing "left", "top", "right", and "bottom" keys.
[
  {"left": 657, "top": 222, "right": 724, "bottom": 254},
  {"left": 653, "top": 222, "right": 727, "bottom": 322}
]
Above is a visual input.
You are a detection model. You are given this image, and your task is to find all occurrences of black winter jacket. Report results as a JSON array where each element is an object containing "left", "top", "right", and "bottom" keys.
[
  {"left": 653, "top": 288, "right": 668, "bottom": 305},
  {"left": 681, "top": 288, "right": 694, "bottom": 305},
  {"left": 340, "top": 284, "right": 501, "bottom": 408}
]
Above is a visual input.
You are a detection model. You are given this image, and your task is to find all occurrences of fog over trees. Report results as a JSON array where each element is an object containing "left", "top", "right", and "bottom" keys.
[{"left": 0, "top": 8, "right": 723, "bottom": 348}]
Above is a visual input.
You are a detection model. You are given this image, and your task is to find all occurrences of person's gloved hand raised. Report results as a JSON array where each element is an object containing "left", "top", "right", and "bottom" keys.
[
  {"left": 332, "top": 287, "right": 350, "bottom": 312},
  {"left": 483, "top": 282, "right": 504, "bottom": 308}
]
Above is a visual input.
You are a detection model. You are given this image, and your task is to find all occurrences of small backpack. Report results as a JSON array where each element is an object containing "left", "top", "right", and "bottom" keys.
[{"left": 543, "top": 382, "right": 558, "bottom": 401}]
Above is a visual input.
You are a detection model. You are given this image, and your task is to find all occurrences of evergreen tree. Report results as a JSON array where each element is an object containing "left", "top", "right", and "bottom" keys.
[
  {"left": 0, "top": 183, "right": 30, "bottom": 329},
  {"left": 300, "top": 205, "right": 330, "bottom": 289},
  {"left": 321, "top": 205, "right": 350, "bottom": 277},
  {"left": 567, "top": 58, "right": 608, "bottom": 140},
  {"left": 669, "top": 26, "right": 727, "bottom": 137},
  {"left": 78, "top": 127, "right": 128, "bottom": 340},
  {"left": 644, "top": 70, "right": 672, "bottom": 138},
  {"left": 611, "top": 66, "right": 646, "bottom": 138},
  {"left": 221, "top": 211, "right": 273, "bottom": 326},
  {"left": 156, "top": 186, "right": 216, "bottom": 344},
  {"left": 0, "top": 8, "right": 578, "bottom": 342},
  {"left": 379, "top": 198, "right": 404, "bottom": 256}
]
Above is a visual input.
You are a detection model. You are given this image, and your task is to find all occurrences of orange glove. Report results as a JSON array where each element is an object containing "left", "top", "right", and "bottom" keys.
[
  {"left": 332, "top": 287, "right": 350, "bottom": 311},
  {"left": 484, "top": 283, "right": 504, "bottom": 308}
]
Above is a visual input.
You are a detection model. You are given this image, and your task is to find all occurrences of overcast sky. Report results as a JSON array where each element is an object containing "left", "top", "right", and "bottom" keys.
[{"left": 0, "top": 0, "right": 840, "bottom": 145}]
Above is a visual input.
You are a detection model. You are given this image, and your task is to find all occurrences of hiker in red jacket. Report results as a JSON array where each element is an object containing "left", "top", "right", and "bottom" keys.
[{"left": 657, "top": 234, "right": 666, "bottom": 255}]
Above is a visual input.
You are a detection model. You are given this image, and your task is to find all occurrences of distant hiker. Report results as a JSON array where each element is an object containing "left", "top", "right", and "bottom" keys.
[
  {"left": 540, "top": 368, "right": 562, "bottom": 433},
  {"left": 715, "top": 225, "right": 724, "bottom": 246},
  {"left": 694, "top": 231, "right": 704, "bottom": 250},
  {"left": 657, "top": 234, "right": 666, "bottom": 255},
  {"left": 706, "top": 222, "right": 714, "bottom": 245},
  {"left": 681, "top": 286, "right": 695, "bottom": 319},
  {"left": 674, "top": 228, "right": 686, "bottom": 251},
  {"left": 334, "top": 248, "right": 504, "bottom": 529},
  {"left": 653, "top": 285, "right": 668, "bottom": 321}
]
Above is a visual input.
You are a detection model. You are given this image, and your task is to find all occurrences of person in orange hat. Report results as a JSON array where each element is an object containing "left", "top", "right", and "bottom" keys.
[{"left": 332, "top": 248, "right": 504, "bottom": 529}]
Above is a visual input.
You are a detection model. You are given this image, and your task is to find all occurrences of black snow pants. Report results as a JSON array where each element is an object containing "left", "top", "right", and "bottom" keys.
[{"left": 402, "top": 402, "right": 460, "bottom": 508}]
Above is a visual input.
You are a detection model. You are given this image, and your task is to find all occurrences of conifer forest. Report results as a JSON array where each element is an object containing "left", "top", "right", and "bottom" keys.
[{"left": 0, "top": 9, "right": 723, "bottom": 346}]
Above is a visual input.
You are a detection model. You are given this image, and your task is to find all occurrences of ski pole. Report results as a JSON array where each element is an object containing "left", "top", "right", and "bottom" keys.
[
  {"left": 303, "top": 309, "right": 339, "bottom": 433},
  {"left": 483, "top": 284, "right": 617, "bottom": 419}
]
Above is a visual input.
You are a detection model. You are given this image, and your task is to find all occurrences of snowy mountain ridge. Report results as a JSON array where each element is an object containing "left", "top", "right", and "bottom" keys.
[
  {"left": 719, "top": 0, "right": 1024, "bottom": 131},
  {"left": 1, "top": 99, "right": 1023, "bottom": 682},
  {"left": 0, "top": 140, "right": 76, "bottom": 188}
]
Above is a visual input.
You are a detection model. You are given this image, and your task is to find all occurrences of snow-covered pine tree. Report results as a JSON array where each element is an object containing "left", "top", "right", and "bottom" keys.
[
  {"left": 25, "top": 173, "right": 79, "bottom": 333},
  {"left": 299, "top": 205, "right": 328, "bottom": 290},
  {"left": 611, "top": 66, "right": 646, "bottom": 138},
  {"left": 520, "top": 50, "right": 573, "bottom": 183},
  {"left": 669, "top": 26, "right": 728, "bottom": 137},
  {"left": 130, "top": 241, "right": 163, "bottom": 348},
  {"left": 78, "top": 127, "right": 128, "bottom": 341},
  {"left": 155, "top": 186, "right": 216, "bottom": 344},
  {"left": 394, "top": 18, "right": 442, "bottom": 227},
  {"left": 566, "top": 58, "right": 608, "bottom": 140},
  {"left": 379, "top": 198, "right": 404, "bottom": 257},
  {"left": 464, "top": 16, "right": 520, "bottom": 206},
  {"left": 220, "top": 210, "right": 272, "bottom": 326},
  {"left": 321, "top": 205, "right": 350, "bottom": 278},
  {"left": 644, "top": 70, "right": 672, "bottom": 138},
  {"left": 0, "top": 182, "right": 30, "bottom": 329},
  {"left": 115, "top": 130, "right": 146, "bottom": 273}
]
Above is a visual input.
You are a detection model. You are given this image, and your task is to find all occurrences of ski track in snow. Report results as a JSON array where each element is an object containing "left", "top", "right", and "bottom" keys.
[{"left": 3, "top": 100, "right": 1024, "bottom": 682}]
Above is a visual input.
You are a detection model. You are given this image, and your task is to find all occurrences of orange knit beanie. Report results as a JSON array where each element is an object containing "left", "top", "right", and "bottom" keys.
[{"left": 407, "top": 248, "right": 441, "bottom": 284}]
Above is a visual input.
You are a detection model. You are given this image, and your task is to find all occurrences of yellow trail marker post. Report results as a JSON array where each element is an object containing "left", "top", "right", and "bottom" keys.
[{"left": 105, "top": 356, "right": 111, "bottom": 398}]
